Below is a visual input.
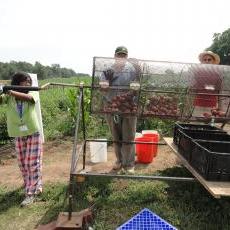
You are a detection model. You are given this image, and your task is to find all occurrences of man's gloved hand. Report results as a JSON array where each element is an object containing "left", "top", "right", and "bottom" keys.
[
  {"left": 0, "top": 85, "right": 10, "bottom": 94},
  {"left": 0, "top": 85, "right": 3, "bottom": 94},
  {"left": 99, "top": 80, "right": 109, "bottom": 89},
  {"left": 103, "top": 69, "right": 114, "bottom": 81},
  {"left": 0, "top": 85, "right": 5, "bottom": 95}
]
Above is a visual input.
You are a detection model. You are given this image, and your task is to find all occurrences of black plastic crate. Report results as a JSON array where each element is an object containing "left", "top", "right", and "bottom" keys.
[
  {"left": 190, "top": 140, "right": 230, "bottom": 181},
  {"left": 176, "top": 129, "right": 230, "bottom": 154},
  {"left": 176, "top": 129, "right": 230, "bottom": 163},
  {"left": 176, "top": 130, "right": 193, "bottom": 161},
  {"left": 173, "top": 122, "right": 226, "bottom": 145},
  {"left": 183, "top": 131, "right": 230, "bottom": 142}
]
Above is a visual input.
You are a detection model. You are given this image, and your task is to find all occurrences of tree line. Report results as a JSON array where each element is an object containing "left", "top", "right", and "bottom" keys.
[
  {"left": 207, "top": 28, "right": 230, "bottom": 65},
  {"left": 0, "top": 61, "right": 87, "bottom": 80}
]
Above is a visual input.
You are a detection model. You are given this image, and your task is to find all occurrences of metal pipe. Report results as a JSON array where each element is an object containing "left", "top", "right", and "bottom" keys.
[
  {"left": 70, "top": 90, "right": 82, "bottom": 174},
  {"left": 49, "top": 82, "right": 92, "bottom": 88},
  {"left": 68, "top": 88, "right": 84, "bottom": 220},
  {"left": 3, "top": 85, "right": 41, "bottom": 91},
  {"left": 74, "top": 172, "right": 196, "bottom": 182},
  {"left": 85, "top": 139, "right": 166, "bottom": 145},
  {"left": 68, "top": 174, "right": 74, "bottom": 220},
  {"left": 80, "top": 84, "right": 87, "bottom": 170}
]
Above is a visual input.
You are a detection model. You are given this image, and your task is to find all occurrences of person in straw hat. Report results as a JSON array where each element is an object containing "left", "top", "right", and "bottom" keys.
[
  {"left": 190, "top": 51, "right": 225, "bottom": 118},
  {"left": 198, "top": 50, "right": 220, "bottom": 65}
]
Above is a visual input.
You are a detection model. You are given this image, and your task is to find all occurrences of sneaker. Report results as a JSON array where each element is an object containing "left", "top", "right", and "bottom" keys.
[
  {"left": 20, "top": 195, "right": 35, "bottom": 207},
  {"left": 117, "top": 168, "right": 126, "bottom": 175},
  {"left": 112, "top": 162, "right": 122, "bottom": 170},
  {"left": 125, "top": 167, "right": 135, "bottom": 174},
  {"left": 117, "top": 167, "right": 135, "bottom": 175}
]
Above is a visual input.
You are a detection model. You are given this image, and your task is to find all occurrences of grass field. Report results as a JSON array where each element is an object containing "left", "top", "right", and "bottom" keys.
[{"left": 0, "top": 169, "right": 230, "bottom": 230}]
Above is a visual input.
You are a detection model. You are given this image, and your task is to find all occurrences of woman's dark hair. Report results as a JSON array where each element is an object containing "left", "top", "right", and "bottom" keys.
[{"left": 11, "top": 72, "right": 32, "bottom": 86}]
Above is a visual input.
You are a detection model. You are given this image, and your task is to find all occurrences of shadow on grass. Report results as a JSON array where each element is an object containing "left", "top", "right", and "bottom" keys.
[
  {"left": 35, "top": 177, "right": 113, "bottom": 227},
  {"left": 156, "top": 165, "right": 194, "bottom": 177},
  {"left": 0, "top": 187, "right": 24, "bottom": 213},
  {"left": 154, "top": 166, "right": 230, "bottom": 230},
  {"left": 35, "top": 183, "right": 69, "bottom": 227}
]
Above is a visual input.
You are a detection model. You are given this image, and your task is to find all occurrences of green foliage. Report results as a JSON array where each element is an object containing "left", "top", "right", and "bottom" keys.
[
  {"left": 0, "top": 61, "right": 81, "bottom": 80},
  {"left": 65, "top": 86, "right": 111, "bottom": 139},
  {"left": 1, "top": 76, "right": 174, "bottom": 141},
  {"left": 137, "top": 117, "right": 174, "bottom": 136},
  {"left": 39, "top": 77, "right": 85, "bottom": 139},
  {"left": 0, "top": 107, "right": 10, "bottom": 144},
  {"left": 39, "top": 76, "right": 110, "bottom": 140},
  {"left": 207, "top": 28, "right": 230, "bottom": 65},
  {"left": 40, "top": 88, "right": 73, "bottom": 139}
]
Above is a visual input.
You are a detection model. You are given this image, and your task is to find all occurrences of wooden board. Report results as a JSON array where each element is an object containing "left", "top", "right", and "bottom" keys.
[{"left": 164, "top": 137, "right": 230, "bottom": 198}]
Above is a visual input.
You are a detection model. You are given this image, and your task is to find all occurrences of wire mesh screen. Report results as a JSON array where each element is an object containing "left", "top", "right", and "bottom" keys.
[
  {"left": 91, "top": 57, "right": 230, "bottom": 121},
  {"left": 139, "top": 60, "right": 191, "bottom": 118},
  {"left": 91, "top": 57, "right": 140, "bottom": 115}
]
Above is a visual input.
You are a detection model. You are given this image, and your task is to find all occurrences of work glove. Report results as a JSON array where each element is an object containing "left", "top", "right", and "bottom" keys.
[
  {"left": 0, "top": 85, "right": 7, "bottom": 95},
  {"left": 103, "top": 69, "right": 114, "bottom": 81},
  {"left": 99, "top": 80, "right": 109, "bottom": 89}
]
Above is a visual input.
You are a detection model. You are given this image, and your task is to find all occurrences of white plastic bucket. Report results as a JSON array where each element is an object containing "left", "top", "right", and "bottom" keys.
[
  {"left": 89, "top": 139, "right": 107, "bottom": 163},
  {"left": 142, "top": 130, "right": 159, "bottom": 135},
  {"left": 135, "top": 132, "right": 143, "bottom": 138}
]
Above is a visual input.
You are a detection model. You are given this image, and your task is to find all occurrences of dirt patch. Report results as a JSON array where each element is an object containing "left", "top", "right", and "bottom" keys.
[{"left": 0, "top": 137, "right": 180, "bottom": 188}]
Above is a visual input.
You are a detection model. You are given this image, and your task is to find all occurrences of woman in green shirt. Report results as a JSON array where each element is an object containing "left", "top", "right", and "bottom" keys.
[{"left": 0, "top": 72, "right": 43, "bottom": 207}]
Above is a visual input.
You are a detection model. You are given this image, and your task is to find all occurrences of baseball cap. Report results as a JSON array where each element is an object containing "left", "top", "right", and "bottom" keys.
[{"left": 115, "top": 46, "right": 128, "bottom": 55}]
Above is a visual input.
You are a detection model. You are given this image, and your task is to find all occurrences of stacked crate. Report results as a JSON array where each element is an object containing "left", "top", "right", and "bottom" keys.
[{"left": 173, "top": 123, "right": 230, "bottom": 181}]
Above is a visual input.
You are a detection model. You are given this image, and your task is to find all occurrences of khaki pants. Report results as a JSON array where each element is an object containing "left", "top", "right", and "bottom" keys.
[{"left": 106, "top": 115, "right": 137, "bottom": 168}]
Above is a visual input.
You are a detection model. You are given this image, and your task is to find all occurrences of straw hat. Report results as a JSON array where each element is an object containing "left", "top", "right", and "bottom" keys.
[{"left": 198, "top": 51, "right": 220, "bottom": 64}]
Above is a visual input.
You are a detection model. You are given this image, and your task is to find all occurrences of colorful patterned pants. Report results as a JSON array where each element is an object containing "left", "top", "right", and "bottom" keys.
[{"left": 15, "top": 132, "right": 43, "bottom": 195}]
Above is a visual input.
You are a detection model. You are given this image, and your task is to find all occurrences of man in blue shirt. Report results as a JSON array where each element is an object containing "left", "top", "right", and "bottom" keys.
[{"left": 100, "top": 46, "right": 139, "bottom": 174}]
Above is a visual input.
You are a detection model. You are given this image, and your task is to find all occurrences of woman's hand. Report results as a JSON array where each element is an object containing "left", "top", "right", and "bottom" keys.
[
  {"left": 7, "top": 90, "right": 33, "bottom": 101},
  {"left": 211, "top": 108, "right": 226, "bottom": 117}
]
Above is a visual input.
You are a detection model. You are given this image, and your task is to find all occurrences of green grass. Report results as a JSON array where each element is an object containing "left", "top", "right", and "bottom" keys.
[
  {"left": 0, "top": 182, "right": 68, "bottom": 230},
  {"left": 1, "top": 168, "right": 230, "bottom": 230}
]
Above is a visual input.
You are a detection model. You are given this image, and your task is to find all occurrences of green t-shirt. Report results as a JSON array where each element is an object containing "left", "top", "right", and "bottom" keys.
[{"left": 0, "top": 91, "right": 40, "bottom": 137}]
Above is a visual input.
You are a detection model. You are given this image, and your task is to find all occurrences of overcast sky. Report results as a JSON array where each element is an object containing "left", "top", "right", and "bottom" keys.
[{"left": 0, "top": 0, "right": 229, "bottom": 74}]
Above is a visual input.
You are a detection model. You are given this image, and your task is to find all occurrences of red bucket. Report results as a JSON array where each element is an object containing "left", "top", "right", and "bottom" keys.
[
  {"left": 142, "top": 133, "right": 159, "bottom": 157},
  {"left": 135, "top": 136, "right": 155, "bottom": 163}
]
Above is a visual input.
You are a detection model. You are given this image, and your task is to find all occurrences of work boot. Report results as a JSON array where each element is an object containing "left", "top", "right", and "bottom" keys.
[{"left": 112, "top": 162, "right": 122, "bottom": 170}]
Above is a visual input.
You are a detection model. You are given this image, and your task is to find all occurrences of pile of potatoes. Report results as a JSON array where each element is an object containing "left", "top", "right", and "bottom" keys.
[
  {"left": 103, "top": 92, "right": 138, "bottom": 113},
  {"left": 144, "top": 95, "right": 179, "bottom": 116},
  {"left": 203, "top": 108, "right": 226, "bottom": 118}
]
